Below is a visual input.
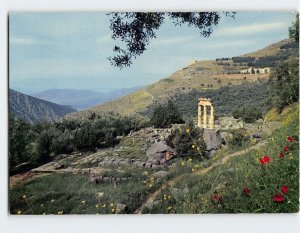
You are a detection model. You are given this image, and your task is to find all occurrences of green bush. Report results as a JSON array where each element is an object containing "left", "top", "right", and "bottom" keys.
[
  {"left": 166, "top": 122, "right": 206, "bottom": 159},
  {"left": 227, "top": 129, "right": 250, "bottom": 148}
]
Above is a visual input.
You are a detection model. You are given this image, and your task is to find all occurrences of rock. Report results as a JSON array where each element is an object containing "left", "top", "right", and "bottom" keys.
[
  {"left": 203, "top": 129, "right": 223, "bottom": 151},
  {"left": 54, "top": 163, "right": 65, "bottom": 170},
  {"left": 146, "top": 141, "right": 169, "bottom": 157},
  {"left": 152, "top": 170, "right": 169, "bottom": 178},
  {"left": 96, "top": 192, "right": 104, "bottom": 198},
  {"left": 116, "top": 204, "right": 127, "bottom": 214},
  {"left": 103, "top": 177, "right": 110, "bottom": 182},
  {"left": 182, "top": 187, "right": 189, "bottom": 194}
]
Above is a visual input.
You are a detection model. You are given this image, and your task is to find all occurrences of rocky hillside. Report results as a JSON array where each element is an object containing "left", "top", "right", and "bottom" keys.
[
  {"left": 9, "top": 89, "right": 76, "bottom": 123},
  {"left": 65, "top": 39, "right": 298, "bottom": 120}
]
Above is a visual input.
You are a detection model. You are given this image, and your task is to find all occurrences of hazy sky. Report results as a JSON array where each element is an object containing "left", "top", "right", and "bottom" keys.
[{"left": 9, "top": 12, "right": 295, "bottom": 94}]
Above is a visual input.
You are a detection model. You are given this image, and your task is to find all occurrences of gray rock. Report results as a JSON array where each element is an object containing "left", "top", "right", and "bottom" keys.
[
  {"left": 203, "top": 129, "right": 223, "bottom": 151},
  {"left": 152, "top": 170, "right": 169, "bottom": 178},
  {"left": 146, "top": 141, "right": 169, "bottom": 157}
]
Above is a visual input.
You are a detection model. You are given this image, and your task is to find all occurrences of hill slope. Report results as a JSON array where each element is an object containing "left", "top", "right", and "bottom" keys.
[
  {"left": 66, "top": 39, "right": 298, "bottom": 120},
  {"left": 33, "top": 87, "right": 140, "bottom": 110},
  {"left": 9, "top": 89, "right": 76, "bottom": 123}
]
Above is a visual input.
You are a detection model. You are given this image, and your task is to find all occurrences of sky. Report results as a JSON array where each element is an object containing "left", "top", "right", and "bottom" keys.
[{"left": 9, "top": 12, "right": 296, "bottom": 94}]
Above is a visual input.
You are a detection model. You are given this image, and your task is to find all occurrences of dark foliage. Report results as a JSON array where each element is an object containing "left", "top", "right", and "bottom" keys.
[
  {"left": 268, "top": 60, "right": 299, "bottom": 111},
  {"left": 289, "top": 13, "right": 299, "bottom": 42},
  {"left": 227, "top": 129, "right": 250, "bottom": 148},
  {"left": 151, "top": 100, "right": 184, "bottom": 128},
  {"left": 232, "top": 106, "right": 263, "bottom": 123},
  {"left": 232, "top": 56, "right": 255, "bottom": 63},
  {"left": 142, "top": 81, "right": 270, "bottom": 121},
  {"left": 108, "top": 12, "right": 235, "bottom": 68}
]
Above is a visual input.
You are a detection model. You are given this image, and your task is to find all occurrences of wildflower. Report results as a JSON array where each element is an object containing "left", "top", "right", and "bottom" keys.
[
  {"left": 17, "top": 210, "right": 22, "bottom": 215},
  {"left": 167, "top": 206, "right": 173, "bottom": 211},
  {"left": 197, "top": 147, "right": 200, "bottom": 150},
  {"left": 168, "top": 195, "right": 171, "bottom": 200},
  {"left": 22, "top": 195, "right": 26, "bottom": 199},
  {"left": 110, "top": 203, "right": 114, "bottom": 207},
  {"left": 186, "top": 128, "right": 190, "bottom": 134},
  {"left": 40, "top": 204, "right": 44, "bottom": 208},
  {"left": 278, "top": 152, "right": 284, "bottom": 158},
  {"left": 287, "top": 136, "right": 294, "bottom": 142},
  {"left": 192, "top": 145, "right": 196, "bottom": 149},
  {"left": 51, "top": 199, "right": 55, "bottom": 203},
  {"left": 212, "top": 194, "right": 221, "bottom": 203},
  {"left": 181, "top": 161, "right": 185, "bottom": 166},
  {"left": 57, "top": 211, "right": 63, "bottom": 215},
  {"left": 95, "top": 204, "right": 99, "bottom": 208},
  {"left": 191, "top": 168, "right": 195, "bottom": 172},
  {"left": 188, "top": 158, "right": 192, "bottom": 162},
  {"left": 102, "top": 204, "right": 106, "bottom": 208},
  {"left": 111, "top": 208, "right": 115, "bottom": 213},
  {"left": 163, "top": 194, "right": 167, "bottom": 200},
  {"left": 81, "top": 200, "right": 86, "bottom": 205},
  {"left": 43, "top": 213, "right": 46, "bottom": 215},
  {"left": 283, "top": 146, "right": 289, "bottom": 152},
  {"left": 259, "top": 155, "right": 270, "bottom": 165},
  {"left": 273, "top": 193, "right": 284, "bottom": 203},
  {"left": 281, "top": 186, "right": 289, "bottom": 194},
  {"left": 149, "top": 184, "right": 153, "bottom": 188},
  {"left": 243, "top": 188, "right": 251, "bottom": 195}
]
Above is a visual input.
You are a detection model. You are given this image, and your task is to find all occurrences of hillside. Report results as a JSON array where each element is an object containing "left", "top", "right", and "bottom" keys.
[
  {"left": 66, "top": 38, "right": 298, "bottom": 120},
  {"left": 33, "top": 87, "right": 140, "bottom": 110},
  {"left": 9, "top": 89, "right": 76, "bottom": 123}
]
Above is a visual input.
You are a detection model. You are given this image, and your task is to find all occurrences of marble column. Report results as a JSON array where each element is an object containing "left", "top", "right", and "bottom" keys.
[
  {"left": 198, "top": 105, "right": 202, "bottom": 127},
  {"left": 210, "top": 105, "right": 214, "bottom": 129},
  {"left": 203, "top": 105, "right": 207, "bottom": 128}
]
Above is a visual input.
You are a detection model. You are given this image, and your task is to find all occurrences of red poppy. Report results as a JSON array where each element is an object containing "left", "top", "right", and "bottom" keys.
[
  {"left": 281, "top": 186, "right": 289, "bottom": 194},
  {"left": 278, "top": 152, "right": 284, "bottom": 158},
  {"left": 287, "top": 136, "right": 294, "bottom": 142},
  {"left": 243, "top": 188, "right": 251, "bottom": 195},
  {"left": 212, "top": 194, "right": 221, "bottom": 203},
  {"left": 273, "top": 193, "right": 284, "bottom": 203},
  {"left": 259, "top": 155, "right": 270, "bottom": 165},
  {"left": 283, "top": 146, "right": 289, "bottom": 152}
]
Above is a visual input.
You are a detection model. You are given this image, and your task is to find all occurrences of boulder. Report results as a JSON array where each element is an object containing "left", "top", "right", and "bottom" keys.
[
  {"left": 152, "top": 170, "right": 169, "bottom": 178},
  {"left": 203, "top": 129, "right": 223, "bottom": 151},
  {"left": 146, "top": 141, "right": 169, "bottom": 158}
]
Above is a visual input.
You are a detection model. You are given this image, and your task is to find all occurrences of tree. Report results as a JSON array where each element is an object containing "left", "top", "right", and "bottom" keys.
[
  {"left": 289, "top": 13, "right": 299, "bottom": 42},
  {"left": 269, "top": 60, "right": 299, "bottom": 111},
  {"left": 151, "top": 100, "right": 184, "bottom": 128},
  {"left": 108, "top": 12, "right": 235, "bottom": 68}
]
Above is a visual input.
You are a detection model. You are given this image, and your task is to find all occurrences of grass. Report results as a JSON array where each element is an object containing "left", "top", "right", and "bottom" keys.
[
  {"left": 9, "top": 166, "right": 168, "bottom": 215},
  {"left": 143, "top": 108, "right": 299, "bottom": 213}
]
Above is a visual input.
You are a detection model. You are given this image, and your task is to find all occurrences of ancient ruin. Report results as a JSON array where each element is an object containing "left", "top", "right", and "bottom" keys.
[{"left": 198, "top": 97, "right": 214, "bottom": 129}]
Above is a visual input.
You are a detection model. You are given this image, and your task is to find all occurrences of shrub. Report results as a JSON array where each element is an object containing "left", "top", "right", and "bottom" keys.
[
  {"left": 227, "top": 129, "right": 250, "bottom": 148},
  {"left": 166, "top": 122, "right": 206, "bottom": 159}
]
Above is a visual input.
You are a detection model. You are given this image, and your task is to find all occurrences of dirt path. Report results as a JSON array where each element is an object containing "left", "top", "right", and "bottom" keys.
[{"left": 134, "top": 140, "right": 267, "bottom": 214}]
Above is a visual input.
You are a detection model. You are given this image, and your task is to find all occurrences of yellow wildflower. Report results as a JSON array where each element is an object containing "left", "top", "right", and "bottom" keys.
[
  {"left": 40, "top": 204, "right": 44, "bottom": 208},
  {"left": 163, "top": 194, "right": 167, "bottom": 200},
  {"left": 192, "top": 145, "right": 196, "bottom": 149},
  {"left": 51, "top": 199, "right": 55, "bottom": 203},
  {"left": 197, "top": 147, "right": 200, "bottom": 150},
  {"left": 149, "top": 184, "right": 153, "bottom": 188},
  {"left": 95, "top": 204, "right": 99, "bottom": 208},
  {"left": 168, "top": 195, "right": 171, "bottom": 200},
  {"left": 111, "top": 208, "right": 115, "bottom": 213},
  {"left": 81, "top": 200, "right": 86, "bottom": 205},
  {"left": 57, "top": 211, "right": 63, "bottom": 215},
  {"left": 192, "top": 168, "right": 195, "bottom": 172},
  {"left": 22, "top": 195, "right": 26, "bottom": 199},
  {"left": 181, "top": 161, "right": 185, "bottom": 166},
  {"left": 167, "top": 206, "right": 173, "bottom": 211},
  {"left": 186, "top": 128, "right": 190, "bottom": 134},
  {"left": 102, "top": 204, "right": 106, "bottom": 208},
  {"left": 188, "top": 158, "right": 192, "bottom": 162},
  {"left": 17, "top": 210, "right": 22, "bottom": 215},
  {"left": 110, "top": 203, "right": 114, "bottom": 207}
]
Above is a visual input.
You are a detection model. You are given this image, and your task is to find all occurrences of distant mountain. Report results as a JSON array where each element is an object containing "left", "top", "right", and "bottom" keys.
[
  {"left": 9, "top": 89, "right": 76, "bottom": 123},
  {"left": 33, "top": 87, "right": 140, "bottom": 110},
  {"left": 65, "top": 38, "right": 299, "bottom": 121}
]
